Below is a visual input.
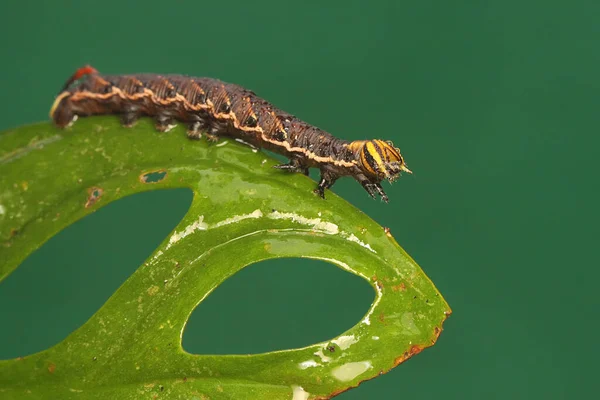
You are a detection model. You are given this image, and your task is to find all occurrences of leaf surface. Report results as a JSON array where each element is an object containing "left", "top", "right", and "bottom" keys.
[{"left": 0, "top": 118, "right": 451, "bottom": 399}]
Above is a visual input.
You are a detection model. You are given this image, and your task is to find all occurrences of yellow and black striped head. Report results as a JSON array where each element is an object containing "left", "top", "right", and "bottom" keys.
[{"left": 349, "top": 140, "right": 412, "bottom": 181}]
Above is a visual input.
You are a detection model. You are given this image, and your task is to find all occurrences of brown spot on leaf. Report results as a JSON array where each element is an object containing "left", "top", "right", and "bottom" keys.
[
  {"left": 378, "top": 313, "right": 385, "bottom": 323},
  {"left": 393, "top": 345, "right": 425, "bottom": 367},
  {"left": 371, "top": 274, "right": 384, "bottom": 289},
  {"left": 85, "top": 187, "right": 103, "bottom": 208},
  {"left": 48, "top": 363, "right": 56, "bottom": 373},
  {"left": 392, "top": 282, "right": 406, "bottom": 292},
  {"left": 411, "top": 344, "right": 424, "bottom": 356}
]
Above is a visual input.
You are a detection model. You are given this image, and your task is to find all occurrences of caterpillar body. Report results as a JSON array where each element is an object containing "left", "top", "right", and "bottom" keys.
[{"left": 50, "top": 66, "right": 411, "bottom": 201}]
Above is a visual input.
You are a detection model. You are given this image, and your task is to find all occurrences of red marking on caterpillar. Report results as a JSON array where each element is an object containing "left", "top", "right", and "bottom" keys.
[
  {"left": 50, "top": 66, "right": 412, "bottom": 201},
  {"left": 60, "top": 65, "right": 98, "bottom": 92}
]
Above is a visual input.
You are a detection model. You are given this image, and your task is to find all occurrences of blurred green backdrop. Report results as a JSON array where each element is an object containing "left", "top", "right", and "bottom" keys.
[{"left": 1, "top": 0, "right": 597, "bottom": 398}]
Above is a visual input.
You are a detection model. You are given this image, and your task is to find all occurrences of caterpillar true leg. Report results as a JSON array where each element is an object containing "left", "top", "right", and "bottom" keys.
[
  {"left": 354, "top": 173, "right": 388, "bottom": 202},
  {"left": 360, "top": 182, "right": 388, "bottom": 203},
  {"left": 361, "top": 183, "right": 377, "bottom": 200},
  {"left": 314, "top": 178, "right": 335, "bottom": 199},
  {"left": 373, "top": 183, "right": 389, "bottom": 203},
  {"left": 314, "top": 169, "right": 338, "bottom": 199}
]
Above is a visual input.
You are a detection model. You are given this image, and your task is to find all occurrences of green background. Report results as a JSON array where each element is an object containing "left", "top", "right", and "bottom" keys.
[{"left": 0, "top": 1, "right": 597, "bottom": 398}]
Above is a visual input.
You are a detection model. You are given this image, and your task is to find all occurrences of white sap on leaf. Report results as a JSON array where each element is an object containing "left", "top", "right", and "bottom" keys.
[
  {"left": 345, "top": 233, "right": 376, "bottom": 253},
  {"left": 298, "top": 360, "right": 320, "bottom": 369},
  {"left": 267, "top": 211, "right": 339, "bottom": 234},
  {"left": 313, "top": 347, "right": 332, "bottom": 363},
  {"left": 211, "top": 209, "right": 263, "bottom": 229},
  {"left": 362, "top": 280, "right": 383, "bottom": 326},
  {"left": 215, "top": 140, "right": 229, "bottom": 147},
  {"left": 0, "top": 204, "right": 5, "bottom": 215},
  {"left": 149, "top": 250, "right": 164, "bottom": 265},
  {"left": 331, "top": 361, "right": 372, "bottom": 382},
  {"left": 167, "top": 215, "right": 208, "bottom": 248},
  {"left": 166, "top": 210, "right": 263, "bottom": 249},
  {"left": 332, "top": 335, "right": 358, "bottom": 350},
  {"left": 291, "top": 385, "right": 309, "bottom": 400},
  {"left": 372, "top": 336, "right": 380, "bottom": 340},
  {"left": 267, "top": 211, "right": 379, "bottom": 255},
  {"left": 170, "top": 206, "right": 379, "bottom": 258},
  {"left": 318, "top": 257, "right": 364, "bottom": 279}
]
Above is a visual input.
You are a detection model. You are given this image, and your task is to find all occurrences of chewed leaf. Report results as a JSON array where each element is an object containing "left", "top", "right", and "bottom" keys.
[{"left": 0, "top": 118, "right": 451, "bottom": 399}]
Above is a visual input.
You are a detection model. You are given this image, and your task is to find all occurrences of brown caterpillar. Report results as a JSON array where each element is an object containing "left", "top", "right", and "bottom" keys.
[{"left": 50, "top": 66, "right": 411, "bottom": 201}]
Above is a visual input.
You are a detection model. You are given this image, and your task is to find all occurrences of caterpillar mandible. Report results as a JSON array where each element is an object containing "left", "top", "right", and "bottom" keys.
[{"left": 49, "top": 66, "right": 412, "bottom": 202}]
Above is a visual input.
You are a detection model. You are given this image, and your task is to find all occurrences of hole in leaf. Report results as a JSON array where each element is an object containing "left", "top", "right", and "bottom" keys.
[
  {"left": 182, "top": 258, "right": 374, "bottom": 355},
  {"left": 85, "top": 187, "right": 103, "bottom": 208},
  {"left": 141, "top": 170, "right": 167, "bottom": 183},
  {"left": 0, "top": 188, "right": 192, "bottom": 360}
]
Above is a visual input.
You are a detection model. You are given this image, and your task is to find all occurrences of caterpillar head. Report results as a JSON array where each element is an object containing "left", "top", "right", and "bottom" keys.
[
  {"left": 349, "top": 140, "right": 412, "bottom": 181},
  {"left": 49, "top": 65, "right": 99, "bottom": 127}
]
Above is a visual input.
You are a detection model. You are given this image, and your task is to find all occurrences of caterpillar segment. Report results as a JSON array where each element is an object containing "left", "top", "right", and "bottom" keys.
[{"left": 50, "top": 65, "right": 411, "bottom": 201}]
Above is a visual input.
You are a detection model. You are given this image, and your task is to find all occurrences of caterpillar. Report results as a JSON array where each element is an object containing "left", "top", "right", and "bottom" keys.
[{"left": 49, "top": 65, "right": 411, "bottom": 202}]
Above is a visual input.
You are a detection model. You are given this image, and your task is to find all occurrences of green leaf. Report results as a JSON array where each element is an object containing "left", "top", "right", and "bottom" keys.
[{"left": 0, "top": 118, "right": 451, "bottom": 399}]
